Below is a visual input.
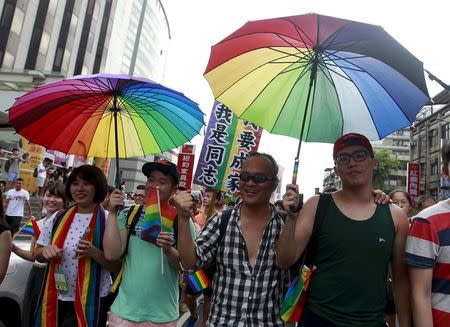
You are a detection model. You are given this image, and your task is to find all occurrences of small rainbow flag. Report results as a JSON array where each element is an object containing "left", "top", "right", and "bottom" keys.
[
  {"left": 21, "top": 218, "right": 40, "bottom": 238},
  {"left": 280, "top": 266, "right": 313, "bottom": 322},
  {"left": 141, "top": 187, "right": 178, "bottom": 244},
  {"left": 185, "top": 268, "right": 211, "bottom": 292}
]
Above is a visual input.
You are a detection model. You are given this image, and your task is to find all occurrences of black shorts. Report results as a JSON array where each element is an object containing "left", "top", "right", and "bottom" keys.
[
  {"left": 5, "top": 215, "right": 21, "bottom": 234},
  {"left": 185, "top": 264, "right": 214, "bottom": 297}
]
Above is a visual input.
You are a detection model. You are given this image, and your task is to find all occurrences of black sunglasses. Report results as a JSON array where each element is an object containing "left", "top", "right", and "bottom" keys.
[
  {"left": 239, "top": 172, "right": 276, "bottom": 184},
  {"left": 334, "top": 149, "right": 371, "bottom": 165}
]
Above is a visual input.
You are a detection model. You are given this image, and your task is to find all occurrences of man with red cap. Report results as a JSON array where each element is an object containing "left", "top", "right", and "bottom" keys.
[{"left": 276, "top": 133, "right": 411, "bottom": 326}]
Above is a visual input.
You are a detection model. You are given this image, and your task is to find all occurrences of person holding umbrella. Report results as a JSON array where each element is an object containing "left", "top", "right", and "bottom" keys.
[
  {"left": 175, "top": 152, "right": 298, "bottom": 327},
  {"left": 34, "top": 165, "right": 120, "bottom": 326},
  {"left": 276, "top": 133, "right": 411, "bottom": 326}
]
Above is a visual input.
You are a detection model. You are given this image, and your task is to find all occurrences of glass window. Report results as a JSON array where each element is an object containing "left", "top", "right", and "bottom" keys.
[
  {"left": 428, "top": 129, "right": 438, "bottom": 147},
  {"left": 442, "top": 123, "right": 450, "bottom": 141}
]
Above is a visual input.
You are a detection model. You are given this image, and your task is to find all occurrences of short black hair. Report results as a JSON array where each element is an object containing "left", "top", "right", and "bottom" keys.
[
  {"left": 46, "top": 182, "right": 69, "bottom": 208},
  {"left": 16, "top": 178, "right": 24, "bottom": 182},
  {"left": 245, "top": 152, "right": 279, "bottom": 181},
  {"left": 65, "top": 165, "right": 108, "bottom": 204},
  {"left": 136, "top": 184, "right": 146, "bottom": 190}
]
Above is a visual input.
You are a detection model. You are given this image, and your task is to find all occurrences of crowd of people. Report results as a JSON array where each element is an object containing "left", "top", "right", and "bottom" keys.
[{"left": 0, "top": 132, "right": 448, "bottom": 326}]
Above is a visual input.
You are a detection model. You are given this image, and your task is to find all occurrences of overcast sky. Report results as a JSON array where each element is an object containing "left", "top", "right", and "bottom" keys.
[{"left": 163, "top": 0, "right": 450, "bottom": 198}]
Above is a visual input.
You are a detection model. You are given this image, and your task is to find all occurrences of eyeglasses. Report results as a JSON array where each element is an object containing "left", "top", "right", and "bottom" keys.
[
  {"left": 134, "top": 194, "right": 145, "bottom": 199},
  {"left": 334, "top": 149, "right": 370, "bottom": 165},
  {"left": 239, "top": 172, "right": 276, "bottom": 184}
]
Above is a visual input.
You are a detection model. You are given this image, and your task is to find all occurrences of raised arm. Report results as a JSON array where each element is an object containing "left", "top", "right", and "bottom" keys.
[
  {"left": 276, "top": 195, "right": 318, "bottom": 268},
  {"left": 103, "top": 189, "right": 128, "bottom": 261},
  {"left": 390, "top": 204, "right": 412, "bottom": 327},
  {"left": 0, "top": 230, "right": 12, "bottom": 284},
  {"left": 174, "top": 190, "right": 198, "bottom": 270}
]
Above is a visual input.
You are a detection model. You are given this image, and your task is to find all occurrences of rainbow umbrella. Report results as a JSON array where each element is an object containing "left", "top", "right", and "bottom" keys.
[
  {"left": 204, "top": 13, "right": 430, "bottom": 183},
  {"left": 8, "top": 73, "right": 204, "bottom": 186}
]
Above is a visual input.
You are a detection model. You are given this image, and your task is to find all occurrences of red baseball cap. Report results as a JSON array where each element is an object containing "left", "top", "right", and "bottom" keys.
[{"left": 333, "top": 133, "right": 373, "bottom": 158}]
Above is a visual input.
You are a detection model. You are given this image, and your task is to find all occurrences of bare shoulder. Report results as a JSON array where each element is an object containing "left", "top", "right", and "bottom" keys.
[
  {"left": 298, "top": 195, "right": 321, "bottom": 222},
  {"left": 388, "top": 203, "right": 409, "bottom": 231}
]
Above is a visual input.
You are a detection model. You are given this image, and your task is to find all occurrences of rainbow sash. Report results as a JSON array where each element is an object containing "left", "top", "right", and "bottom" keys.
[{"left": 33, "top": 205, "right": 105, "bottom": 327}]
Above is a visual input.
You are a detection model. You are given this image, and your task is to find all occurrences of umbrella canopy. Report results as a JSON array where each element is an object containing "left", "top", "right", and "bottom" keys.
[
  {"left": 204, "top": 13, "right": 430, "bottom": 183},
  {"left": 9, "top": 73, "right": 205, "bottom": 185}
]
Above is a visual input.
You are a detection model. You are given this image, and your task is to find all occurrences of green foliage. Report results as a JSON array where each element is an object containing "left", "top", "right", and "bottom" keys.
[{"left": 372, "top": 149, "right": 401, "bottom": 190}]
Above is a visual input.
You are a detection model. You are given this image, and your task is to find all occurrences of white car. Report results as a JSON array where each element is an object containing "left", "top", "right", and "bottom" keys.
[{"left": 0, "top": 240, "right": 33, "bottom": 326}]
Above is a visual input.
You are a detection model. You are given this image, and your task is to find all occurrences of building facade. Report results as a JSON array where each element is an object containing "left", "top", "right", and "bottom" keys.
[
  {"left": 371, "top": 129, "right": 410, "bottom": 192},
  {"left": 410, "top": 90, "right": 450, "bottom": 200},
  {"left": 0, "top": 0, "right": 116, "bottom": 77},
  {"left": 0, "top": 0, "right": 117, "bottom": 184}
]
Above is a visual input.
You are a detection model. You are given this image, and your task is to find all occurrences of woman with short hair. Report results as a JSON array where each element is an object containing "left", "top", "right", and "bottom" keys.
[{"left": 34, "top": 165, "right": 119, "bottom": 326}]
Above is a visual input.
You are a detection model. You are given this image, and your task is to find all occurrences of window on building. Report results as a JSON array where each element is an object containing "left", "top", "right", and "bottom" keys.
[
  {"left": 73, "top": 0, "right": 95, "bottom": 75},
  {"left": 442, "top": 123, "right": 450, "bottom": 141},
  {"left": 92, "top": 0, "right": 112, "bottom": 73},
  {"left": 420, "top": 162, "right": 425, "bottom": 178},
  {"left": 25, "top": 0, "right": 50, "bottom": 70},
  {"left": 0, "top": 0, "right": 17, "bottom": 67},
  {"left": 52, "top": 0, "right": 75, "bottom": 72},
  {"left": 419, "top": 137, "right": 427, "bottom": 155},
  {"left": 428, "top": 129, "right": 438, "bottom": 148},
  {"left": 431, "top": 159, "right": 439, "bottom": 176}
]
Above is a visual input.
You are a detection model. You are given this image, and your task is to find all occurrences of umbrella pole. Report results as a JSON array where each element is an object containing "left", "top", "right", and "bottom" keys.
[
  {"left": 292, "top": 55, "right": 319, "bottom": 185},
  {"left": 113, "top": 95, "right": 121, "bottom": 188}
]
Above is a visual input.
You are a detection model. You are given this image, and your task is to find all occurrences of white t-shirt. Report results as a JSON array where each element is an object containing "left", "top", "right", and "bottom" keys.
[
  {"left": 37, "top": 210, "right": 112, "bottom": 301},
  {"left": 37, "top": 163, "right": 47, "bottom": 179},
  {"left": 5, "top": 188, "right": 30, "bottom": 216}
]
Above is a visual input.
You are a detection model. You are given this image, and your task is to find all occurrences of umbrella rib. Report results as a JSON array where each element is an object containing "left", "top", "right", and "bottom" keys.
[
  {"left": 283, "top": 17, "right": 316, "bottom": 51},
  {"left": 26, "top": 95, "right": 100, "bottom": 144},
  {"left": 256, "top": 62, "right": 313, "bottom": 132},
  {"left": 129, "top": 88, "right": 204, "bottom": 127},
  {"left": 46, "top": 95, "right": 110, "bottom": 155},
  {"left": 329, "top": 52, "right": 414, "bottom": 125},
  {"left": 324, "top": 59, "right": 383, "bottom": 138},
  {"left": 317, "top": 64, "right": 345, "bottom": 136}
]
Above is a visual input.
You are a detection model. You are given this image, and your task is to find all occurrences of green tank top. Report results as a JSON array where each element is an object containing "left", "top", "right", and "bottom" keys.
[{"left": 306, "top": 198, "right": 395, "bottom": 327}]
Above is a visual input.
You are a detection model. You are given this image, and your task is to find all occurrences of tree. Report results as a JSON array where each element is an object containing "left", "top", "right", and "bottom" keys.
[{"left": 372, "top": 149, "right": 401, "bottom": 190}]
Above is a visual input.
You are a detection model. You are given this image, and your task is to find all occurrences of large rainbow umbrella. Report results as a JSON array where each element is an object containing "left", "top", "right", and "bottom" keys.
[
  {"left": 204, "top": 13, "right": 430, "bottom": 183},
  {"left": 8, "top": 73, "right": 205, "bottom": 186}
]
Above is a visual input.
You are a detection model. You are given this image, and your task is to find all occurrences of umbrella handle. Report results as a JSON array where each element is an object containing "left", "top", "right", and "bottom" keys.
[{"left": 292, "top": 159, "right": 299, "bottom": 185}]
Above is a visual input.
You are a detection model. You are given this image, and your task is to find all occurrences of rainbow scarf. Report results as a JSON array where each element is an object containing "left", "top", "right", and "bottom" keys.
[
  {"left": 280, "top": 266, "right": 313, "bottom": 322},
  {"left": 33, "top": 205, "right": 105, "bottom": 327},
  {"left": 22, "top": 218, "right": 40, "bottom": 238},
  {"left": 141, "top": 187, "right": 177, "bottom": 244},
  {"left": 185, "top": 268, "right": 211, "bottom": 292}
]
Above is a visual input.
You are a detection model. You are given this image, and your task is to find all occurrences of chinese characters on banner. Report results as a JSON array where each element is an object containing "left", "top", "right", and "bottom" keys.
[
  {"left": 177, "top": 144, "right": 196, "bottom": 190},
  {"left": 407, "top": 163, "right": 420, "bottom": 203},
  {"left": 193, "top": 101, "right": 262, "bottom": 193}
]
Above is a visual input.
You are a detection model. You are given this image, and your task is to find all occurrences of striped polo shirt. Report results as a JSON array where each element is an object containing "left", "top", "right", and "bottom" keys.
[{"left": 405, "top": 200, "right": 450, "bottom": 326}]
